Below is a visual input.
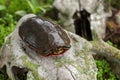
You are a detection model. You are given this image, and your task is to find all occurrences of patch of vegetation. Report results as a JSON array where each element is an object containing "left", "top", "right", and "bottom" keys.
[
  {"left": 96, "top": 60, "right": 118, "bottom": 80},
  {"left": 106, "top": 0, "right": 120, "bottom": 9},
  {"left": 0, "top": 73, "right": 11, "bottom": 80},
  {"left": 0, "top": 14, "right": 15, "bottom": 46}
]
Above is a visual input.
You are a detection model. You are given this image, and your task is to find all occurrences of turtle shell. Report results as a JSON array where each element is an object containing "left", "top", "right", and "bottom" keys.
[{"left": 19, "top": 17, "right": 71, "bottom": 56}]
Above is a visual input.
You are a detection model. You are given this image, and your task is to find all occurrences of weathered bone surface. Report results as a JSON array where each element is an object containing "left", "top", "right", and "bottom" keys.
[{"left": 0, "top": 14, "right": 97, "bottom": 80}]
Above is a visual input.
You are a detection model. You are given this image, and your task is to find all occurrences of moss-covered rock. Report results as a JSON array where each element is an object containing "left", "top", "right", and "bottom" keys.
[{"left": 0, "top": 14, "right": 97, "bottom": 80}]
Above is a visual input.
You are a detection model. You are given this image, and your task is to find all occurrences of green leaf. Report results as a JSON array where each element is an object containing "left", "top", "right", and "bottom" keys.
[
  {"left": 0, "top": 5, "right": 6, "bottom": 11},
  {"left": 107, "top": 40, "right": 113, "bottom": 46},
  {"left": 15, "top": 10, "right": 27, "bottom": 16},
  {"left": 0, "top": 18, "right": 6, "bottom": 24},
  {"left": 26, "top": 0, "right": 35, "bottom": 13}
]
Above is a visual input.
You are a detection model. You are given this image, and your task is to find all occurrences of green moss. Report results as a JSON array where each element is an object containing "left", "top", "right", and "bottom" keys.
[
  {"left": 54, "top": 57, "right": 74, "bottom": 68},
  {"left": 21, "top": 56, "right": 44, "bottom": 80},
  {"left": 76, "top": 51, "right": 83, "bottom": 57}
]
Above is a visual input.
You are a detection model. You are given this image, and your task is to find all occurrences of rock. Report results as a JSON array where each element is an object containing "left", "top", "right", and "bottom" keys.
[
  {"left": 0, "top": 14, "right": 97, "bottom": 80},
  {"left": 53, "top": 0, "right": 111, "bottom": 38},
  {"left": 90, "top": 2, "right": 111, "bottom": 39},
  {"left": 54, "top": 0, "right": 120, "bottom": 78},
  {"left": 116, "top": 11, "right": 120, "bottom": 26},
  {"left": 53, "top": 0, "right": 78, "bottom": 33}
]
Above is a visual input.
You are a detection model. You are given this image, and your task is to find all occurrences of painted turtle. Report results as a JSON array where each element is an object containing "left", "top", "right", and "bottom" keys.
[{"left": 19, "top": 17, "right": 71, "bottom": 56}]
